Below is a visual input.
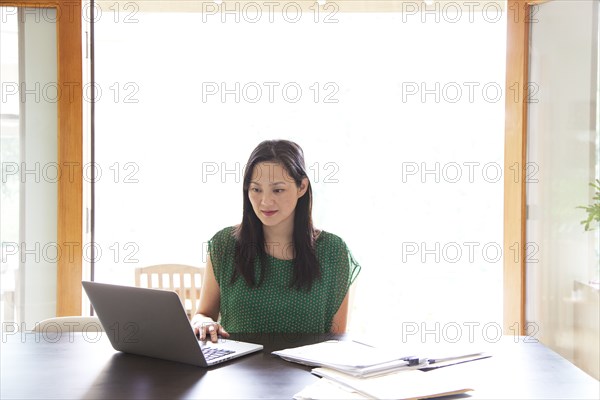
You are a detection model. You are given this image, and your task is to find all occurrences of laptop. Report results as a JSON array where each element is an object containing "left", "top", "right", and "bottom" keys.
[{"left": 82, "top": 281, "right": 263, "bottom": 367}]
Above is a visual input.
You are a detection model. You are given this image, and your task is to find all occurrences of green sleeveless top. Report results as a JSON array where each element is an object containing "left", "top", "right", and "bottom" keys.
[{"left": 208, "top": 226, "right": 361, "bottom": 333}]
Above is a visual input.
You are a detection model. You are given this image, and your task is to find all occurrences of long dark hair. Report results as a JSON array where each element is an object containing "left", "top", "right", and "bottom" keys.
[{"left": 233, "top": 140, "right": 320, "bottom": 290}]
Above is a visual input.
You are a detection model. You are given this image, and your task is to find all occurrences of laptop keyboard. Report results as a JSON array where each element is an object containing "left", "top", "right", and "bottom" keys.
[{"left": 202, "top": 347, "right": 235, "bottom": 361}]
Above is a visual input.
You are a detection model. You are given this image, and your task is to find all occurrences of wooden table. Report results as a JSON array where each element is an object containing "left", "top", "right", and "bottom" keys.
[{"left": 1, "top": 331, "right": 598, "bottom": 399}]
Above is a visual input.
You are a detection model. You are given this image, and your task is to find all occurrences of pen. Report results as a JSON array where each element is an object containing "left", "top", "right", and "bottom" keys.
[{"left": 402, "top": 356, "right": 421, "bottom": 366}]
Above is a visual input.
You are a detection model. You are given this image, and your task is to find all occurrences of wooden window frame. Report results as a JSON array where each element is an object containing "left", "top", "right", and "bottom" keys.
[
  {"left": 0, "top": 0, "right": 83, "bottom": 316},
  {"left": 504, "top": 0, "right": 549, "bottom": 334}
]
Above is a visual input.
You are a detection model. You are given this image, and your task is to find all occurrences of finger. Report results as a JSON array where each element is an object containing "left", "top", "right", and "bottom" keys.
[
  {"left": 198, "top": 326, "right": 206, "bottom": 342},
  {"left": 198, "top": 321, "right": 214, "bottom": 342},
  {"left": 209, "top": 324, "right": 219, "bottom": 343},
  {"left": 218, "top": 326, "right": 230, "bottom": 338}
]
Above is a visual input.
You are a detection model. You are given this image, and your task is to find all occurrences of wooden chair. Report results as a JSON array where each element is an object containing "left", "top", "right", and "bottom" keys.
[{"left": 134, "top": 264, "right": 204, "bottom": 319}]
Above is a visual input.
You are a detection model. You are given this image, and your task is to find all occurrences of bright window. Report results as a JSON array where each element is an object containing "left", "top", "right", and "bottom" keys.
[
  {"left": 1, "top": 6, "right": 58, "bottom": 328},
  {"left": 0, "top": 8, "right": 20, "bottom": 325},
  {"left": 93, "top": 4, "right": 506, "bottom": 335}
]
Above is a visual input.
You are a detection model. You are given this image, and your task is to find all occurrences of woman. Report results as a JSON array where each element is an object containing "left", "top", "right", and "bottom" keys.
[{"left": 192, "top": 140, "right": 360, "bottom": 342}]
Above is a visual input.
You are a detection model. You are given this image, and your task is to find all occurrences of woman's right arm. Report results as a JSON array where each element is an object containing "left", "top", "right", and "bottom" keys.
[{"left": 192, "top": 254, "right": 229, "bottom": 342}]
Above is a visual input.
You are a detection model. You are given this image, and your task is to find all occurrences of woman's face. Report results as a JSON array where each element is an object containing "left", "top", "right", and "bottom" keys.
[{"left": 248, "top": 162, "right": 308, "bottom": 230}]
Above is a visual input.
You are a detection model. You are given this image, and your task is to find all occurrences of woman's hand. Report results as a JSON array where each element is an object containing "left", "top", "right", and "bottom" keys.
[
  {"left": 191, "top": 314, "right": 230, "bottom": 343},
  {"left": 194, "top": 254, "right": 228, "bottom": 343}
]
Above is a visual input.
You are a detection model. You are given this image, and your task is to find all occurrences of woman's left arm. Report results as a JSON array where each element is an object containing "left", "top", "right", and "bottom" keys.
[{"left": 331, "top": 292, "right": 350, "bottom": 333}]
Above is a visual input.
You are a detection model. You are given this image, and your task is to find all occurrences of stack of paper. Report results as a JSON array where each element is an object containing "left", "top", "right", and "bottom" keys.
[
  {"left": 272, "top": 340, "right": 427, "bottom": 378},
  {"left": 273, "top": 340, "right": 491, "bottom": 399},
  {"left": 294, "top": 368, "right": 473, "bottom": 400},
  {"left": 272, "top": 339, "right": 489, "bottom": 378}
]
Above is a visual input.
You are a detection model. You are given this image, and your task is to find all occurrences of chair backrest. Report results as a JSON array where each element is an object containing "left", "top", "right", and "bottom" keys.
[
  {"left": 134, "top": 264, "right": 204, "bottom": 319},
  {"left": 33, "top": 316, "right": 104, "bottom": 333}
]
